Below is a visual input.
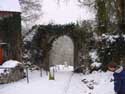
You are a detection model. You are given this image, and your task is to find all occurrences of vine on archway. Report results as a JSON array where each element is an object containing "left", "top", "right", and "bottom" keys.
[{"left": 31, "top": 23, "right": 93, "bottom": 71}]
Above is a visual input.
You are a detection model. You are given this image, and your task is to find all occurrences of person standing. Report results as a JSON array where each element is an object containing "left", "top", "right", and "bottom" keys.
[{"left": 108, "top": 63, "right": 125, "bottom": 94}]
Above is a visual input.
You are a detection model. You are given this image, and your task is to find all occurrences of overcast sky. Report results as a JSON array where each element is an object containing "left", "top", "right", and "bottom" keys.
[
  {"left": 0, "top": 0, "right": 21, "bottom": 12},
  {"left": 37, "top": 0, "right": 95, "bottom": 24}
]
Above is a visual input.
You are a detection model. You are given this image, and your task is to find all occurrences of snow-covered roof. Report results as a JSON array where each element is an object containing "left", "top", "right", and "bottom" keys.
[{"left": 0, "top": 0, "right": 21, "bottom": 13}]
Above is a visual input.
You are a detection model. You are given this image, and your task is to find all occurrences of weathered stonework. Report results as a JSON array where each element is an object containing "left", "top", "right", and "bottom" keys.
[
  {"left": 31, "top": 24, "right": 90, "bottom": 72},
  {"left": 0, "top": 64, "right": 25, "bottom": 84}
]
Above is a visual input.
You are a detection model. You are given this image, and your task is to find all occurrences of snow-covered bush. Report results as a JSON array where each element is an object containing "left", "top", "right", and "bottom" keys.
[
  {"left": 89, "top": 50, "right": 102, "bottom": 73},
  {"left": 23, "top": 26, "right": 40, "bottom": 66},
  {"left": 97, "top": 34, "right": 125, "bottom": 70}
]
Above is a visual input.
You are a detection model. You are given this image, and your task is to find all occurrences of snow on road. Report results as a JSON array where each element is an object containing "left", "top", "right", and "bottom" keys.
[
  {"left": 0, "top": 66, "right": 115, "bottom": 94},
  {"left": 0, "top": 66, "right": 76, "bottom": 94},
  {"left": 67, "top": 73, "right": 89, "bottom": 94}
]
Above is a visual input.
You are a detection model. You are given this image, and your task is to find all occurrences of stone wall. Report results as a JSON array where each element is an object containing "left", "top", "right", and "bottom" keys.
[
  {"left": 31, "top": 24, "right": 92, "bottom": 72},
  {"left": 0, "top": 64, "right": 25, "bottom": 84}
]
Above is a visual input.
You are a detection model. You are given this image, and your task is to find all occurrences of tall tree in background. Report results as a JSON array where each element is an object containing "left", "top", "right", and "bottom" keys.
[
  {"left": 95, "top": 0, "right": 108, "bottom": 34},
  {"left": 56, "top": 0, "right": 125, "bottom": 33},
  {"left": 19, "top": 0, "right": 42, "bottom": 23},
  {"left": 19, "top": 0, "right": 42, "bottom": 36},
  {"left": 116, "top": 0, "right": 125, "bottom": 33},
  {"left": 78, "top": 0, "right": 125, "bottom": 33},
  {"left": 78, "top": 0, "right": 108, "bottom": 34}
]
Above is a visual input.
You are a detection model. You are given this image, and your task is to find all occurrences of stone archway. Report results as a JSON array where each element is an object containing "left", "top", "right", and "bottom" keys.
[{"left": 31, "top": 24, "right": 89, "bottom": 72}]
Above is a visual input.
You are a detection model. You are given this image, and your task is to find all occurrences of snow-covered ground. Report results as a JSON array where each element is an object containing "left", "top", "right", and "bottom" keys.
[{"left": 0, "top": 65, "right": 114, "bottom": 94}]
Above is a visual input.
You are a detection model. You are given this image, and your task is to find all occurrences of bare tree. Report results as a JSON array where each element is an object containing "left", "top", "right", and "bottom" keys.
[
  {"left": 19, "top": 0, "right": 42, "bottom": 23},
  {"left": 19, "top": 0, "right": 43, "bottom": 36}
]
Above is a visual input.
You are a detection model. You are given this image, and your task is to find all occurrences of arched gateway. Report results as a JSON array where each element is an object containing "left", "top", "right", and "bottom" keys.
[
  {"left": 31, "top": 24, "right": 90, "bottom": 72},
  {"left": 49, "top": 35, "right": 74, "bottom": 67}
]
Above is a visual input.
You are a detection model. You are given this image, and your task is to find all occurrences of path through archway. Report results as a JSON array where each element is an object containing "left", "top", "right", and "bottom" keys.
[{"left": 49, "top": 35, "right": 74, "bottom": 71}]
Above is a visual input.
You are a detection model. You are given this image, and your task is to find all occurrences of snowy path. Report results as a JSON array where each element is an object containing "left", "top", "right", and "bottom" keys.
[
  {"left": 62, "top": 72, "right": 74, "bottom": 94},
  {"left": 0, "top": 71, "right": 71, "bottom": 94},
  {"left": 0, "top": 66, "right": 115, "bottom": 94},
  {"left": 66, "top": 73, "right": 91, "bottom": 94},
  {"left": 0, "top": 67, "right": 85, "bottom": 94}
]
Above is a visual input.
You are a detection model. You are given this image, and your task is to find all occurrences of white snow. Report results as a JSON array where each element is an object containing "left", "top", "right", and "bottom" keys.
[
  {"left": 23, "top": 31, "right": 36, "bottom": 42},
  {"left": 82, "top": 71, "right": 114, "bottom": 94},
  {"left": 0, "top": 65, "right": 115, "bottom": 94},
  {"left": 89, "top": 50, "right": 98, "bottom": 62},
  {"left": 102, "top": 34, "right": 119, "bottom": 43},
  {"left": 91, "top": 62, "right": 102, "bottom": 68},
  {"left": 89, "top": 50, "right": 102, "bottom": 68},
  {"left": 0, "top": 0, "right": 21, "bottom": 12},
  {"left": 23, "top": 26, "right": 39, "bottom": 42},
  {"left": 1, "top": 60, "right": 20, "bottom": 68}
]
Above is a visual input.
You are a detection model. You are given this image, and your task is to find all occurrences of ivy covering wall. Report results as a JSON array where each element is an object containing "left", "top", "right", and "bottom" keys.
[
  {"left": 29, "top": 24, "right": 92, "bottom": 71},
  {"left": 0, "top": 12, "right": 22, "bottom": 61}
]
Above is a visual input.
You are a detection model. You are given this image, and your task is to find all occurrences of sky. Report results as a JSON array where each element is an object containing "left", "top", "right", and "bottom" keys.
[
  {"left": 0, "top": 0, "right": 21, "bottom": 12},
  {"left": 38, "top": 0, "right": 95, "bottom": 24}
]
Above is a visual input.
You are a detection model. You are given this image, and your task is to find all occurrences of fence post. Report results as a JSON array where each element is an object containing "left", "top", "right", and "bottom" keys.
[
  {"left": 26, "top": 67, "right": 29, "bottom": 83},
  {"left": 40, "top": 67, "right": 42, "bottom": 77}
]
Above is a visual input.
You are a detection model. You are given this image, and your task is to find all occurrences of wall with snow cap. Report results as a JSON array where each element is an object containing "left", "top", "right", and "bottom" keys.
[
  {"left": 0, "top": 60, "right": 25, "bottom": 84},
  {"left": 0, "top": 60, "right": 21, "bottom": 69}
]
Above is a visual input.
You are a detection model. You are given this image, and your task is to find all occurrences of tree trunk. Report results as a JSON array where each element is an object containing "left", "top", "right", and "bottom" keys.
[
  {"left": 96, "top": 0, "right": 108, "bottom": 34},
  {"left": 116, "top": 0, "right": 125, "bottom": 33}
]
